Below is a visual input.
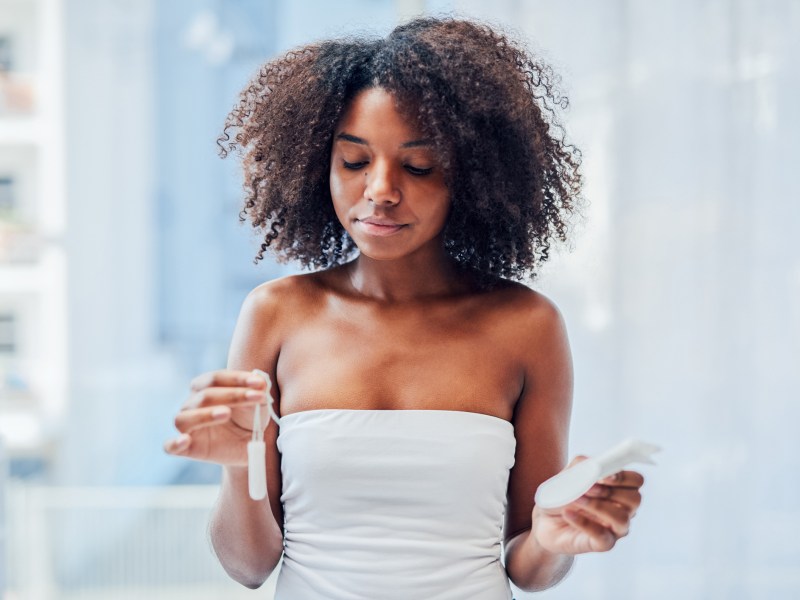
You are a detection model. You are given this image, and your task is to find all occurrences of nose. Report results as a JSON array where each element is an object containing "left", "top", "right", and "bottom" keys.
[{"left": 363, "top": 161, "right": 400, "bottom": 206}]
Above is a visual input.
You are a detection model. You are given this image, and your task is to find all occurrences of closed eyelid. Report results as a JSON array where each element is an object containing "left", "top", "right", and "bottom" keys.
[
  {"left": 334, "top": 143, "right": 436, "bottom": 171},
  {"left": 343, "top": 159, "right": 368, "bottom": 169},
  {"left": 405, "top": 166, "right": 434, "bottom": 176}
]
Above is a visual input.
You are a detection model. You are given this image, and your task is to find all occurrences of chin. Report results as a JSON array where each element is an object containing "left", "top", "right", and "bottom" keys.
[
  {"left": 348, "top": 236, "right": 411, "bottom": 261},
  {"left": 354, "top": 246, "right": 409, "bottom": 262}
]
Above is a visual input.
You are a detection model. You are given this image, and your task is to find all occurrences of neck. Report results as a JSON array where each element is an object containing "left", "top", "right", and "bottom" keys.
[{"left": 347, "top": 250, "right": 465, "bottom": 303}]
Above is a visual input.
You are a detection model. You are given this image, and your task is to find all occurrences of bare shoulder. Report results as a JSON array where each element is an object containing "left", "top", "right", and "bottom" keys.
[
  {"left": 242, "top": 271, "right": 330, "bottom": 326},
  {"left": 480, "top": 278, "right": 566, "bottom": 338},
  {"left": 248, "top": 270, "right": 324, "bottom": 301},
  {"left": 228, "top": 272, "right": 330, "bottom": 370}
]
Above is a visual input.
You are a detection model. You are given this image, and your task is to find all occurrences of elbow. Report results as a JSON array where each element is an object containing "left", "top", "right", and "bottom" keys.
[
  {"left": 508, "top": 573, "right": 567, "bottom": 592},
  {"left": 506, "top": 555, "right": 575, "bottom": 593},
  {"left": 243, "top": 582, "right": 264, "bottom": 590},
  {"left": 239, "top": 577, "right": 267, "bottom": 590},
  {"left": 509, "top": 577, "right": 563, "bottom": 592},
  {"left": 223, "top": 564, "right": 273, "bottom": 590},
  {"left": 208, "top": 514, "right": 284, "bottom": 589},
  {"left": 210, "top": 534, "right": 282, "bottom": 589},
  {"left": 504, "top": 530, "right": 575, "bottom": 592}
]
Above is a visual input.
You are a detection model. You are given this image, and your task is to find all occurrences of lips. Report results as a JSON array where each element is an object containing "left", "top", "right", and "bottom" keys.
[{"left": 356, "top": 217, "right": 407, "bottom": 237}]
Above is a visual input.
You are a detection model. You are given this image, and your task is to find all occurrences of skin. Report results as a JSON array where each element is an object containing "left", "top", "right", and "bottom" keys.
[{"left": 165, "top": 88, "right": 644, "bottom": 591}]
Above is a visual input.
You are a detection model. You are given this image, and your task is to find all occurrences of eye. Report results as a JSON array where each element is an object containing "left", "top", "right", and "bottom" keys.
[
  {"left": 343, "top": 160, "right": 368, "bottom": 170},
  {"left": 405, "top": 165, "right": 434, "bottom": 176}
]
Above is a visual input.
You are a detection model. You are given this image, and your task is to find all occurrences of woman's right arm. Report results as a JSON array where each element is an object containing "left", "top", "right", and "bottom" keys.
[{"left": 164, "top": 286, "right": 286, "bottom": 588}]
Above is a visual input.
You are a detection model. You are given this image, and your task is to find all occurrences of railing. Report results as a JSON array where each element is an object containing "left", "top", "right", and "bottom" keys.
[{"left": 3, "top": 483, "right": 279, "bottom": 600}]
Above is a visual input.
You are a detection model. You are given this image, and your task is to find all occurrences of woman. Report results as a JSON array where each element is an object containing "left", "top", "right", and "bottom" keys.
[{"left": 165, "top": 17, "right": 644, "bottom": 599}]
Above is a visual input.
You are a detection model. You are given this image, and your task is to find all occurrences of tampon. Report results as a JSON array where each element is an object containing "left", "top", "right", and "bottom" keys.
[{"left": 246, "top": 369, "right": 279, "bottom": 500}]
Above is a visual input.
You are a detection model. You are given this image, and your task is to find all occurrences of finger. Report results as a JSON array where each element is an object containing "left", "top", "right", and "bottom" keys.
[
  {"left": 562, "top": 508, "right": 617, "bottom": 552},
  {"left": 598, "top": 470, "right": 645, "bottom": 489},
  {"left": 186, "top": 386, "right": 269, "bottom": 411},
  {"left": 584, "top": 484, "right": 642, "bottom": 511},
  {"left": 164, "top": 433, "right": 192, "bottom": 455},
  {"left": 572, "top": 496, "right": 632, "bottom": 537},
  {"left": 174, "top": 406, "right": 232, "bottom": 434},
  {"left": 190, "top": 369, "right": 268, "bottom": 392}
]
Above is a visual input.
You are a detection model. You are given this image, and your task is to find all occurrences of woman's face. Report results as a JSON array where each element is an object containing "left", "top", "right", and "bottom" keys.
[{"left": 330, "top": 87, "right": 450, "bottom": 262}]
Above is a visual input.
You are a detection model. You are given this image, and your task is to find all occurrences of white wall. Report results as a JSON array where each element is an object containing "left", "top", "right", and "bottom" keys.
[{"left": 451, "top": 1, "right": 800, "bottom": 598}]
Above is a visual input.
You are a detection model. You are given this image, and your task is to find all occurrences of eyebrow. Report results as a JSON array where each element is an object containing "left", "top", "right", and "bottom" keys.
[{"left": 335, "top": 132, "right": 431, "bottom": 148}]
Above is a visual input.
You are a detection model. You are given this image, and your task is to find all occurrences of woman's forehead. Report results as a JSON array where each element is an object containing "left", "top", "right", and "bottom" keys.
[{"left": 335, "top": 87, "right": 428, "bottom": 145}]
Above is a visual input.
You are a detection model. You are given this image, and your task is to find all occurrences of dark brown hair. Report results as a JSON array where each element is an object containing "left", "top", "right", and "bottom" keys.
[{"left": 218, "top": 17, "right": 583, "bottom": 280}]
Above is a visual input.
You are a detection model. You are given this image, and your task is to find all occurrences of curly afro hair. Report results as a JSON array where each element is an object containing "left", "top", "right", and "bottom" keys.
[{"left": 218, "top": 17, "right": 583, "bottom": 280}]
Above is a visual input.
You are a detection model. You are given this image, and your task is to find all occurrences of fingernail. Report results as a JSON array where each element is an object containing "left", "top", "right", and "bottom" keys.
[
  {"left": 212, "top": 406, "right": 229, "bottom": 419},
  {"left": 245, "top": 390, "right": 265, "bottom": 400},
  {"left": 246, "top": 376, "right": 264, "bottom": 387},
  {"left": 174, "top": 434, "right": 190, "bottom": 450}
]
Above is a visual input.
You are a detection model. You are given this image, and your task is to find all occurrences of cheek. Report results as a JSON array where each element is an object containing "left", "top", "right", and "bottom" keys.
[
  {"left": 329, "top": 168, "right": 343, "bottom": 202},
  {"left": 426, "top": 188, "right": 451, "bottom": 224},
  {"left": 329, "top": 169, "right": 360, "bottom": 204},
  {"left": 329, "top": 170, "right": 358, "bottom": 225}
]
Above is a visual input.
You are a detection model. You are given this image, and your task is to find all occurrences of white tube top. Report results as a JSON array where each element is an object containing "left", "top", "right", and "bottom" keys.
[{"left": 275, "top": 409, "right": 517, "bottom": 600}]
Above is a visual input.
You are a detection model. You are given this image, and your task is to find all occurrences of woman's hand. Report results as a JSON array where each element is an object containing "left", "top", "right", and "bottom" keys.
[
  {"left": 531, "top": 456, "right": 644, "bottom": 555},
  {"left": 163, "top": 369, "right": 271, "bottom": 466}
]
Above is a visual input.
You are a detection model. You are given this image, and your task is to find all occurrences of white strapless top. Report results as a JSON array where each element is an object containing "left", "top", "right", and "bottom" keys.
[{"left": 274, "top": 409, "right": 517, "bottom": 600}]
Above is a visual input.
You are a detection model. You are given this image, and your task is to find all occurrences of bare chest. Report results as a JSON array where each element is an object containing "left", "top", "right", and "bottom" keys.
[{"left": 275, "top": 304, "right": 522, "bottom": 420}]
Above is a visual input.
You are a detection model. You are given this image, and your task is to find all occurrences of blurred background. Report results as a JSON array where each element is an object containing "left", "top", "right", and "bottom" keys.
[{"left": 0, "top": 0, "right": 798, "bottom": 598}]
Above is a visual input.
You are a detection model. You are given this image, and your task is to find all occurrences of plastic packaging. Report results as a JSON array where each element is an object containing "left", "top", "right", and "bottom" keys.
[{"left": 534, "top": 438, "right": 660, "bottom": 509}]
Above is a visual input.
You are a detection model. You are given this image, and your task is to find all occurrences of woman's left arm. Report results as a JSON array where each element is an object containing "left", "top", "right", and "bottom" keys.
[{"left": 503, "top": 294, "right": 643, "bottom": 592}]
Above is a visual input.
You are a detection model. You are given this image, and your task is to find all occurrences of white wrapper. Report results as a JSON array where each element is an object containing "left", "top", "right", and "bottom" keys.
[{"left": 535, "top": 438, "right": 660, "bottom": 509}]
